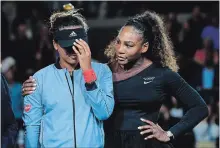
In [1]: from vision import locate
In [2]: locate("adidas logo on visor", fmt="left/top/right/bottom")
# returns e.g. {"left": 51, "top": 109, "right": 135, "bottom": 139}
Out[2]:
{"left": 69, "top": 31, "right": 77, "bottom": 37}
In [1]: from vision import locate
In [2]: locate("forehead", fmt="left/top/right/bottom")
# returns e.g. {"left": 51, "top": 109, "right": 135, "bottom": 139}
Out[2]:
{"left": 118, "top": 26, "right": 142, "bottom": 42}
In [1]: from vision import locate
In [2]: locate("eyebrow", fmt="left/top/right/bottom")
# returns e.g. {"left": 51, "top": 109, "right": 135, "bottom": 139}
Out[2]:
{"left": 116, "top": 37, "right": 134, "bottom": 44}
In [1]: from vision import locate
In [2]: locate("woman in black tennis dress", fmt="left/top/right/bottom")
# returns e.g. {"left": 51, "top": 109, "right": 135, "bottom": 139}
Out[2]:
{"left": 103, "top": 10, "right": 208, "bottom": 148}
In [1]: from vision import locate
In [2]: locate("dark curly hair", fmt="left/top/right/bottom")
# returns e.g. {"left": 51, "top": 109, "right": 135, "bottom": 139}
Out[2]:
{"left": 105, "top": 10, "right": 179, "bottom": 72}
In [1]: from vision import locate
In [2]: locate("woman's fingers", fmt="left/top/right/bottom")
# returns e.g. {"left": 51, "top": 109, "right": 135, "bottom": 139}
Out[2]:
{"left": 23, "top": 87, "right": 35, "bottom": 92}
{"left": 23, "top": 82, "right": 36, "bottom": 88}
{"left": 72, "top": 45, "right": 80, "bottom": 56}
{"left": 75, "top": 39, "right": 87, "bottom": 51}
{"left": 139, "top": 120, "right": 169, "bottom": 142}
{"left": 22, "top": 76, "right": 36, "bottom": 96}
{"left": 145, "top": 134, "right": 154, "bottom": 140}
{"left": 140, "top": 118, "right": 155, "bottom": 126}
{"left": 140, "top": 129, "right": 153, "bottom": 135}
{"left": 22, "top": 91, "right": 34, "bottom": 96}
{"left": 73, "top": 41, "right": 85, "bottom": 54}
{"left": 23, "top": 77, "right": 35, "bottom": 84}
{"left": 79, "top": 39, "right": 91, "bottom": 54}
{"left": 138, "top": 125, "right": 152, "bottom": 130}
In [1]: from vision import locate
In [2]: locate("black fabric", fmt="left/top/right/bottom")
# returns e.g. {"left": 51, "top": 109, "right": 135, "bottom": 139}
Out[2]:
{"left": 104, "top": 63, "right": 208, "bottom": 147}
{"left": 54, "top": 28, "right": 88, "bottom": 47}
{"left": 85, "top": 82, "right": 98, "bottom": 91}
{"left": 105, "top": 130, "right": 174, "bottom": 148}
{"left": 54, "top": 28, "right": 87, "bottom": 40}
{"left": 1, "top": 74, "right": 18, "bottom": 148}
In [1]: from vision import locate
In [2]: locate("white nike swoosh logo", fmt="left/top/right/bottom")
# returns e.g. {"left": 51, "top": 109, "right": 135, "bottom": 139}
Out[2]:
{"left": 144, "top": 81, "right": 153, "bottom": 84}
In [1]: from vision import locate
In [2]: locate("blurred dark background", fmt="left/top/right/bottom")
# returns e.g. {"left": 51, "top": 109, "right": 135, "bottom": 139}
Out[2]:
{"left": 1, "top": 1, "right": 219, "bottom": 148}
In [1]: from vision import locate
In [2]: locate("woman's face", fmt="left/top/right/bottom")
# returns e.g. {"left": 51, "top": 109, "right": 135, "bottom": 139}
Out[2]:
{"left": 115, "top": 26, "right": 148, "bottom": 65}
{"left": 54, "top": 42, "right": 78, "bottom": 65}
{"left": 53, "top": 26, "right": 83, "bottom": 66}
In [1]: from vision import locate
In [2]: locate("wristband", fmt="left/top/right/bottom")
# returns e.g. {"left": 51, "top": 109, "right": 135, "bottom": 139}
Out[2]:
{"left": 83, "top": 69, "right": 97, "bottom": 83}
